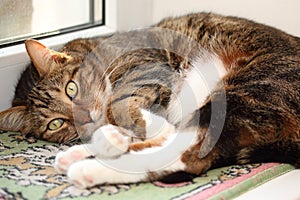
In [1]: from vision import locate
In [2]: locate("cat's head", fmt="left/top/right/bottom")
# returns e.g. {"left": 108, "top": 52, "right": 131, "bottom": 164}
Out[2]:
{"left": 0, "top": 39, "right": 111, "bottom": 143}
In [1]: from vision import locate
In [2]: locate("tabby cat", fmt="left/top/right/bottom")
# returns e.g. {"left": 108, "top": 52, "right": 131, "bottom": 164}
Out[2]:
{"left": 0, "top": 12, "right": 299, "bottom": 188}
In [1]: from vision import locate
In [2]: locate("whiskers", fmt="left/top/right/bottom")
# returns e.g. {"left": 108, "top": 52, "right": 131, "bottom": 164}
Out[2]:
{"left": 61, "top": 134, "right": 81, "bottom": 145}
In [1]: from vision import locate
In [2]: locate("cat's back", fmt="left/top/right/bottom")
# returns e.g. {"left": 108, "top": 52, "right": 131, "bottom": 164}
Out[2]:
{"left": 155, "top": 12, "right": 300, "bottom": 55}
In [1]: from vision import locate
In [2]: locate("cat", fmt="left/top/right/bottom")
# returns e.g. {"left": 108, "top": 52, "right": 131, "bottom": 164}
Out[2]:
{"left": 0, "top": 12, "right": 299, "bottom": 188}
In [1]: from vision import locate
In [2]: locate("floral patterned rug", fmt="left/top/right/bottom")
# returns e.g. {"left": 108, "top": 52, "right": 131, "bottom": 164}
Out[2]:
{"left": 0, "top": 131, "right": 295, "bottom": 200}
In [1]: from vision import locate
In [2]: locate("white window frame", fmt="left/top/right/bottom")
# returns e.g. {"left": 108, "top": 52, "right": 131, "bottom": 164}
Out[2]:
{"left": 0, "top": 0, "right": 154, "bottom": 110}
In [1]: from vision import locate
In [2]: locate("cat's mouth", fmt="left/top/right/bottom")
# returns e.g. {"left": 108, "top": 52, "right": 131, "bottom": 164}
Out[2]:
{"left": 70, "top": 104, "right": 106, "bottom": 142}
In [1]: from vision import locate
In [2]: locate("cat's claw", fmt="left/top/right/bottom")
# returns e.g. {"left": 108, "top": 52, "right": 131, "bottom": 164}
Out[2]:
{"left": 91, "top": 124, "right": 130, "bottom": 158}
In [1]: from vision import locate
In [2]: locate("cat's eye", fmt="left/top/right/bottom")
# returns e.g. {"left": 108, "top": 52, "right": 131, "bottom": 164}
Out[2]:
{"left": 48, "top": 119, "right": 64, "bottom": 131}
{"left": 66, "top": 81, "right": 78, "bottom": 99}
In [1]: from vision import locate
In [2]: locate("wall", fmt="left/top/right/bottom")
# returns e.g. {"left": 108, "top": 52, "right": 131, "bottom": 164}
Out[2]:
{"left": 106, "top": 0, "right": 153, "bottom": 31}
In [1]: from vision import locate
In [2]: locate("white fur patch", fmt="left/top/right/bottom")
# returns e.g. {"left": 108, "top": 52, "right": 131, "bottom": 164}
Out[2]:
{"left": 110, "top": 127, "right": 198, "bottom": 172}
{"left": 140, "top": 108, "right": 175, "bottom": 140}
{"left": 90, "top": 125, "right": 129, "bottom": 158}
{"left": 167, "top": 55, "right": 226, "bottom": 124}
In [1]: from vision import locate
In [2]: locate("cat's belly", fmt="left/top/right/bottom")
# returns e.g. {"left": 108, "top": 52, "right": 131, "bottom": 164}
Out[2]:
{"left": 167, "top": 55, "right": 226, "bottom": 124}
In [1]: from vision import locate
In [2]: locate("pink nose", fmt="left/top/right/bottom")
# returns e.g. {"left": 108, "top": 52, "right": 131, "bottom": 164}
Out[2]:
{"left": 72, "top": 105, "right": 93, "bottom": 125}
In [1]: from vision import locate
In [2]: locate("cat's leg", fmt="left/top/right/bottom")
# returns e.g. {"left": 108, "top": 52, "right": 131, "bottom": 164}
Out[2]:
{"left": 87, "top": 109, "right": 175, "bottom": 156}
{"left": 55, "top": 109, "right": 174, "bottom": 175}
{"left": 90, "top": 124, "right": 130, "bottom": 158}
{"left": 66, "top": 127, "right": 198, "bottom": 188}
{"left": 96, "top": 108, "right": 175, "bottom": 152}
{"left": 54, "top": 125, "right": 130, "bottom": 174}
{"left": 128, "top": 109, "right": 175, "bottom": 151}
{"left": 90, "top": 109, "right": 175, "bottom": 156}
{"left": 67, "top": 157, "right": 185, "bottom": 189}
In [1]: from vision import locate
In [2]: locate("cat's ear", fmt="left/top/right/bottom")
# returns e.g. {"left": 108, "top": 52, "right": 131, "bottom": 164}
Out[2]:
{"left": 0, "top": 106, "right": 31, "bottom": 134}
{"left": 25, "top": 39, "right": 72, "bottom": 77}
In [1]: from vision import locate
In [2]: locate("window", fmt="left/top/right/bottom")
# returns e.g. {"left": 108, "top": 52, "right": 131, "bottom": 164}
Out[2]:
{"left": 0, "top": 0, "right": 104, "bottom": 47}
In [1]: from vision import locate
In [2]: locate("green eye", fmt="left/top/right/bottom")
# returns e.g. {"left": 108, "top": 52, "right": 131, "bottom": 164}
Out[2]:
{"left": 48, "top": 119, "right": 64, "bottom": 131}
{"left": 66, "top": 81, "right": 78, "bottom": 99}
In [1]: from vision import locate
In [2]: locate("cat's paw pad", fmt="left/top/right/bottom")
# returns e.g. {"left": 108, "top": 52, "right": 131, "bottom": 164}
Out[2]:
{"left": 67, "top": 160, "right": 106, "bottom": 189}
{"left": 54, "top": 145, "right": 92, "bottom": 174}
{"left": 92, "top": 124, "right": 129, "bottom": 158}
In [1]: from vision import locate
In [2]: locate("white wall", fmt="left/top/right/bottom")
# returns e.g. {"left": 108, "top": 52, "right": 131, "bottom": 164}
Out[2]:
{"left": 106, "top": 0, "right": 153, "bottom": 31}
{"left": 151, "top": 0, "right": 300, "bottom": 36}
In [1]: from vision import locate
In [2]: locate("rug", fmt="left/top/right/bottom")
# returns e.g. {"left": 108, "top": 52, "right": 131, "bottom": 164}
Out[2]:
{"left": 0, "top": 131, "right": 295, "bottom": 200}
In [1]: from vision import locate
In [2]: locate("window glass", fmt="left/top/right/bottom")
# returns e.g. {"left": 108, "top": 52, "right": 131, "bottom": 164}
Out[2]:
{"left": 0, "top": 0, "right": 104, "bottom": 47}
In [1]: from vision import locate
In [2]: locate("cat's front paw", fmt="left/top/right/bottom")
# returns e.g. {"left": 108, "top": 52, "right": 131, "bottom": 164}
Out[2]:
{"left": 54, "top": 145, "right": 93, "bottom": 174}
{"left": 67, "top": 158, "right": 146, "bottom": 188}
{"left": 67, "top": 159, "right": 105, "bottom": 188}
{"left": 91, "top": 124, "right": 129, "bottom": 158}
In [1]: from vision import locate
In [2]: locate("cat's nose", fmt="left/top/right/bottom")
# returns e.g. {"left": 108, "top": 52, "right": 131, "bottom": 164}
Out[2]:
{"left": 72, "top": 105, "right": 93, "bottom": 125}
